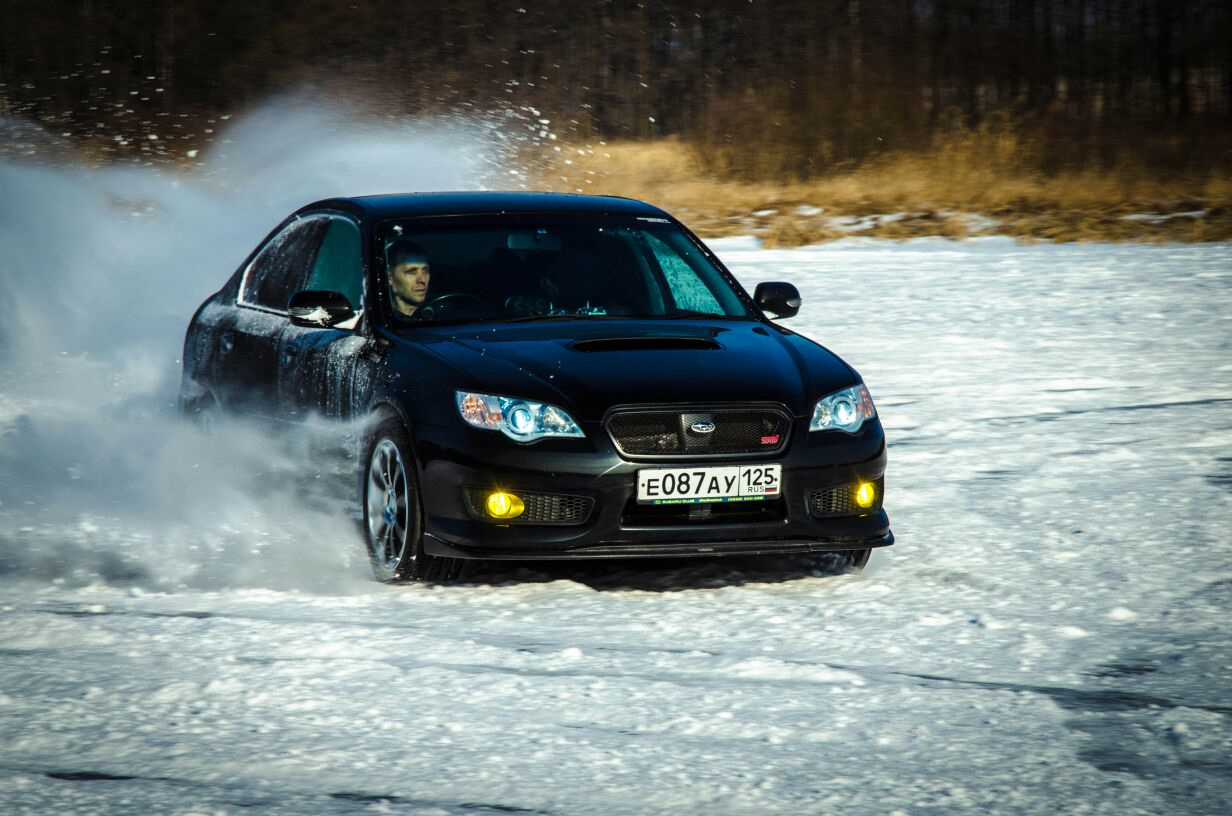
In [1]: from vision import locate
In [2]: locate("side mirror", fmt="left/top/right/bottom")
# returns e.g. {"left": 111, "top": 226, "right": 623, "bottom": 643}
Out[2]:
{"left": 753, "top": 282, "right": 801, "bottom": 319}
{"left": 288, "top": 290, "right": 356, "bottom": 328}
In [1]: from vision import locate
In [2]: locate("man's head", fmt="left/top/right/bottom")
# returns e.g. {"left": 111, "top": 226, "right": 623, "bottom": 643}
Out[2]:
{"left": 386, "top": 239, "right": 431, "bottom": 316}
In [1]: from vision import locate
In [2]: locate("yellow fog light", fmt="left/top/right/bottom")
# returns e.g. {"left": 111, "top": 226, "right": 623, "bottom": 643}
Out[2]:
{"left": 854, "top": 481, "right": 877, "bottom": 509}
{"left": 486, "top": 491, "right": 525, "bottom": 520}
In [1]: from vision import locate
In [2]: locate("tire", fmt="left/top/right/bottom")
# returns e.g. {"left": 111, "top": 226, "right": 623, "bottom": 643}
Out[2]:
{"left": 361, "top": 417, "right": 462, "bottom": 582}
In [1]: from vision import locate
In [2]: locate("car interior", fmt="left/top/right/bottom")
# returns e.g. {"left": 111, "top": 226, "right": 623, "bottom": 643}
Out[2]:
{"left": 387, "top": 226, "right": 672, "bottom": 322}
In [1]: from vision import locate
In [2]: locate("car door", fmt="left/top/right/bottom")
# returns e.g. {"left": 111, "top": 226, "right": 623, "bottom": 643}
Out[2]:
{"left": 217, "top": 214, "right": 330, "bottom": 418}
{"left": 278, "top": 214, "right": 379, "bottom": 422}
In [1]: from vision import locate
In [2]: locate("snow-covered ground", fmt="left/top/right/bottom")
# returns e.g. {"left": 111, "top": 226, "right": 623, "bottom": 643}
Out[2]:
{"left": 1, "top": 108, "right": 1231, "bottom": 814}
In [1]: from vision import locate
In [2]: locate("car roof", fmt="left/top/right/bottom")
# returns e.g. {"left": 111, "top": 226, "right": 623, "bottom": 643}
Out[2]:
{"left": 297, "top": 191, "right": 672, "bottom": 221}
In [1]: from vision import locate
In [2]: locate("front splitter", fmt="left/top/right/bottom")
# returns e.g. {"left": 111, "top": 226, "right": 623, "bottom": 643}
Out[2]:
{"left": 424, "top": 530, "right": 893, "bottom": 560}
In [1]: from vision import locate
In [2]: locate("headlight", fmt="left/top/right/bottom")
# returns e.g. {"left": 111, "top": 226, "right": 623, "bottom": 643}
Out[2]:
{"left": 810, "top": 384, "right": 876, "bottom": 433}
{"left": 456, "top": 391, "right": 585, "bottom": 442}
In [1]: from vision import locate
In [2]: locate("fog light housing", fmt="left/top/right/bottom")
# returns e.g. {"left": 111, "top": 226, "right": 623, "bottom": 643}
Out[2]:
{"left": 854, "top": 481, "right": 877, "bottom": 509}
{"left": 486, "top": 491, "right": 525, "bottom": 519}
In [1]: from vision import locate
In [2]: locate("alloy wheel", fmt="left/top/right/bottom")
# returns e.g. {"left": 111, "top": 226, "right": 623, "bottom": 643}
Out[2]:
{"left": 366, "top": 438, "right": 411, "bottom": 571}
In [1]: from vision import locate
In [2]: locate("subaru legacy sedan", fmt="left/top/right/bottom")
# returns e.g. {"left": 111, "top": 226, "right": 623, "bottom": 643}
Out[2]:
{"left": 180, "top": 192, "right": 891, "bottom": 581}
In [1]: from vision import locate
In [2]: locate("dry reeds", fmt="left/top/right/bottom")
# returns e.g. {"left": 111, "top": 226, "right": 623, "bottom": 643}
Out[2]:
{"left": 519, "top": 125, "right": 1231, "bottom": 245}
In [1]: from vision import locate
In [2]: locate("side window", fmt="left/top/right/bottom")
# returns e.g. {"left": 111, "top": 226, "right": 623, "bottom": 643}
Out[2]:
{"left": 306, "top": 217, "right": 364, "bottom": 310}
{"left": 240, "top": 216, "right": 329, "bottom": 311}
{"left": 643, "top": 232, "right": 723, "bottom": 314}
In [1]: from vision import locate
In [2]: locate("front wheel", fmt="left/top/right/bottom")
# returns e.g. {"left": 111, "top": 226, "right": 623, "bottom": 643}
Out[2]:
{"left": 362, "top": 419, "right": 461, "bottom": 582}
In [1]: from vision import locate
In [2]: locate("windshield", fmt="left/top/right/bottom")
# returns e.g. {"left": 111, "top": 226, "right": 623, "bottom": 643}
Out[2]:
{"left": 378, "top": 214, "right": 751, "bottom": 324}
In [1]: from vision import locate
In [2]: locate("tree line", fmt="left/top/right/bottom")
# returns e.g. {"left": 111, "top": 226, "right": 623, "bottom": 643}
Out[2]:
{"left": 2, "top": 0, "right": 1228, "bottom": 177}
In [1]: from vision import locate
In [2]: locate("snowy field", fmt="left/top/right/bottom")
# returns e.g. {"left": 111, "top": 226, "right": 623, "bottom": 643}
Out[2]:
{"left": 1, "top": 110, "right": 1231, "bottom": 814}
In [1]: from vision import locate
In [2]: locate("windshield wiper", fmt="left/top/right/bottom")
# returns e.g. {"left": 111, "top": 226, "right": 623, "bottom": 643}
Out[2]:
{"left": 660, "top": 310, "right": 741, "bottom": 320}
{"left": 469, "top": 311, "right": 742, "bottom": 325}
{"left": 502, "top": 313, "right": 628, "bottom": 323}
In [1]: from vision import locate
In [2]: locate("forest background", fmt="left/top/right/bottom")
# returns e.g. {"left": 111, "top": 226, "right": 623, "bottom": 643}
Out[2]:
{"left": 3, "top": 0, "right": 1229, "bottom": 243}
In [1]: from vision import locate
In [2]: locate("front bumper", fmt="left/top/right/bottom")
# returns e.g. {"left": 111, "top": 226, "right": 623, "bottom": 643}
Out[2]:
{"left": 415, "top": 415, "right": 892, "bottom": 561}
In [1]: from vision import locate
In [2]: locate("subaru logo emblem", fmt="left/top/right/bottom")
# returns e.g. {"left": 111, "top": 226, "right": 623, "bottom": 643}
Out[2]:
{"left": 690, "top": 421, "right": 716, "bottom": 434}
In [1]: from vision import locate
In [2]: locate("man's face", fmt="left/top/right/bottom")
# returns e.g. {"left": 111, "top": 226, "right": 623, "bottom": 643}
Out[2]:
{"left": 390, "top": 260, "right": 430, "bottom": 314}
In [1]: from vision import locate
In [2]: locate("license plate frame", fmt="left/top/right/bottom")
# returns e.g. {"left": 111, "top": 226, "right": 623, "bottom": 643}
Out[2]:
{"left": 636, "top": 465, "right": 782, "bottom": 505}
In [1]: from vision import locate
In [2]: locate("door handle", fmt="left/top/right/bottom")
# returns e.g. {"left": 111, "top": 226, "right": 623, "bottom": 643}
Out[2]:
{"left": 220, "top": 332, "right": 234, "bottom": 352}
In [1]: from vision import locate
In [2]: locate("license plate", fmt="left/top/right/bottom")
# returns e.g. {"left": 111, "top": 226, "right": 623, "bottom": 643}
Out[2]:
{"left": 637, "top": 465, "right": 782, "bottom": 505}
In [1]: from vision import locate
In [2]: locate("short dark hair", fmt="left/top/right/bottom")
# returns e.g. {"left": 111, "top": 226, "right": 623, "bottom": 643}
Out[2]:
{"left": 386, "top": 238, "right": 429, "bottom": 268}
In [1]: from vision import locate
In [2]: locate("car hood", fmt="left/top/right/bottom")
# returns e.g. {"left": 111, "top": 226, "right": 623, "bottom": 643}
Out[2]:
{"left": 405, "top": 320, "right": 857, "bottom": 421}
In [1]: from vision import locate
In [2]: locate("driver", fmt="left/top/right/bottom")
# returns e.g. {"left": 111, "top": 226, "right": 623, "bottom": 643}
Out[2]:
{"left": 386, "top": 239, "right": 431, "bottom": 317}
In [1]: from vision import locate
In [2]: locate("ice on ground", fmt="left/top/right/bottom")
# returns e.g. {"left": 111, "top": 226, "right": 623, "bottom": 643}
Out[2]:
{"left": 1121, "top": 210, "right": 1208, "bottom": 223}
{"left": 0, "top": 104, "right": 1230, "bottom": 815}
{"left": 828, "top": 212, "right": 917, "bottom": 231}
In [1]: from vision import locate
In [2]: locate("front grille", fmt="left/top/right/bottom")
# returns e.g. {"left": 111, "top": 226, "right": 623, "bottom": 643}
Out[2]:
{"left": 622, "top": 497, "right": 787, "bottom": 527}
{"left": 607, "top": 408, "right": 791, "bottom": 457}
{"left": 809, "top": 476, "right": 885, "bottom": 517}
{"left": 463, "top": 487, "right": 594, "bottom": 525}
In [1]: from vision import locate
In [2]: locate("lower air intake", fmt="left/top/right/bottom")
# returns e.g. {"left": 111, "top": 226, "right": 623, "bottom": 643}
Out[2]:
{"left": 809, "top": 476, "right": 885, "bottom": 517}
{"left": 463, "top": 487, "right": 594, "bottom": 525}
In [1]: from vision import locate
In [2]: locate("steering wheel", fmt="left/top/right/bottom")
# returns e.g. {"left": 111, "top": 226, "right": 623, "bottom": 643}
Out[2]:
{"left": 414, "top": 292, "right": 488, "bottom": 320}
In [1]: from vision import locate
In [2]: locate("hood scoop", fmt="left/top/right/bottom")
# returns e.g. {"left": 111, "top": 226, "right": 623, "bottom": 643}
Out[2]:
{"left": 570, "top": 336, "right": 721, "bottom": 353}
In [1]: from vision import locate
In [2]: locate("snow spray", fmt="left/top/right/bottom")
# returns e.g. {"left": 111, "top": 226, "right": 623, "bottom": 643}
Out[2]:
{"left": 0, "top": 100, "right": 494, "bottom": 592}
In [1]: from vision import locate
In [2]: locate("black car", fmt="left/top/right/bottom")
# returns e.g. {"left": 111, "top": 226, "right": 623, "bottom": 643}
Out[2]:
{"left": 180, "top": 192, "right": 892, "bottom": 581}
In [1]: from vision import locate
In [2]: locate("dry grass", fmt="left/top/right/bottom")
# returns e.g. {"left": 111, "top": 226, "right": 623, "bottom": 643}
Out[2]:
{"left": 521, "top": 135, "right": 1231, "bottom": 245}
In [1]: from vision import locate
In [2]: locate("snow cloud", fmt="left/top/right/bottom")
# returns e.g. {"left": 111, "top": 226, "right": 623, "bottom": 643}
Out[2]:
{"left": 0, "top": 100, "right": 495, "bottom": 592}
